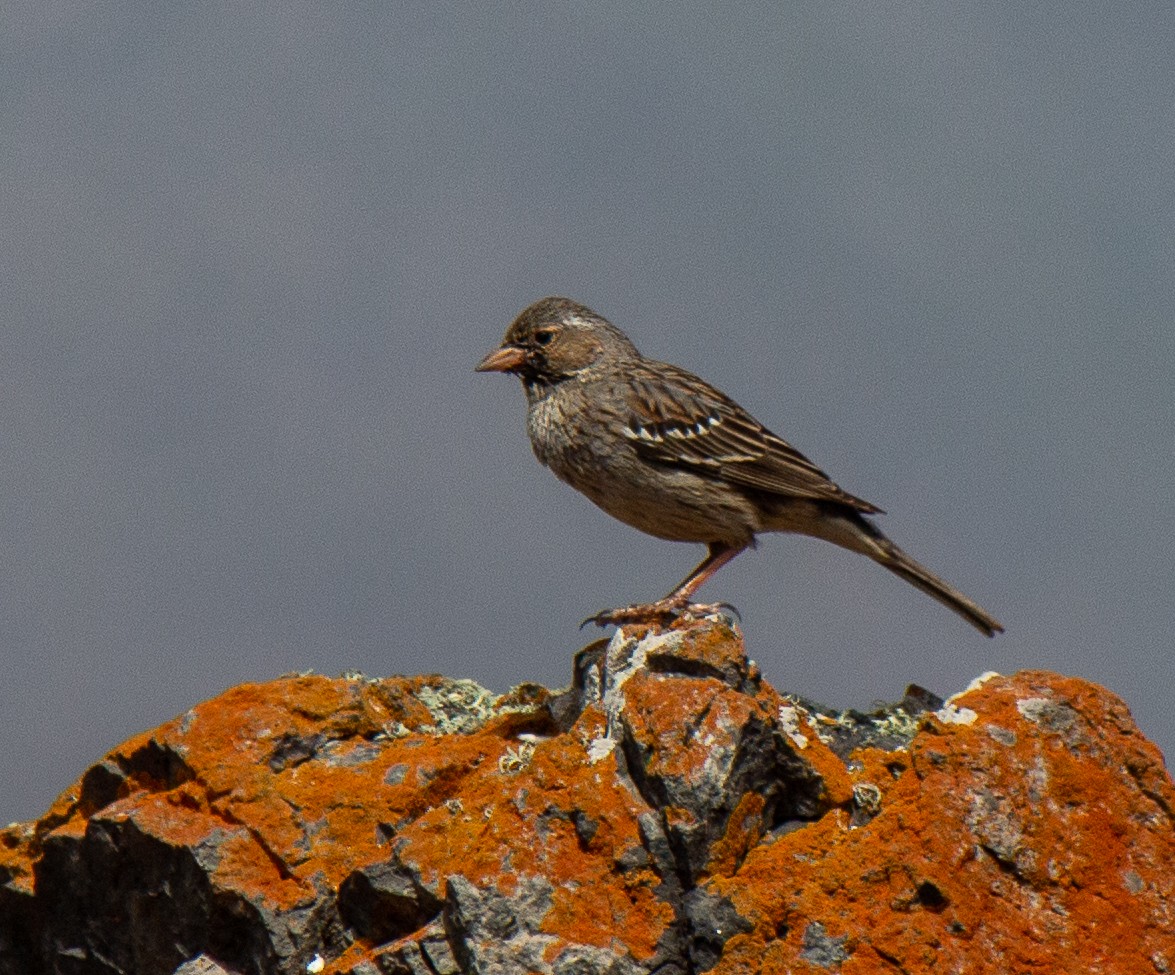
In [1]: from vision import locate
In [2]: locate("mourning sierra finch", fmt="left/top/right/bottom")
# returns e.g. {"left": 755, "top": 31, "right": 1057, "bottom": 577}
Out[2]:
{"left": 477, "top": 296, "right": 1003, "bottom": 636}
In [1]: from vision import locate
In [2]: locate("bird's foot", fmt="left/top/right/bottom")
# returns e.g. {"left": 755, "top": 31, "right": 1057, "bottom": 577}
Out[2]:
{"left": 581, "top": 597, "right": 740, "bottom": 630}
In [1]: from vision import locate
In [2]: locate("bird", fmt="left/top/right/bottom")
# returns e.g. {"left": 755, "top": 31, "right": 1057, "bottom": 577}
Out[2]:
{"left": 476, "top": 296, "right": 1003, "bottom": 636}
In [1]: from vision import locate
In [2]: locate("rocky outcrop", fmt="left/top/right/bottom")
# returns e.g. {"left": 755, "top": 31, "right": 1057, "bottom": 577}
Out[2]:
{"left": 1, "top": 619, "right": 1172, "bottom": 974}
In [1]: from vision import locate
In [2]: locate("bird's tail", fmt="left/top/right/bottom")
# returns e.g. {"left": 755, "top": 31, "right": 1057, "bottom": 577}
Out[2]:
{"left": 806, "top": 505, "right": 1004, "bottom": 637}
{"left": 874, "top": 537, "right": 1004, "bottom": 637}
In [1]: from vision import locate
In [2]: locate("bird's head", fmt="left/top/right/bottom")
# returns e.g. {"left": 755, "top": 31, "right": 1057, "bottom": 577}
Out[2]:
{"left": 476, "top": 297, "right": 638, "bottom": 387}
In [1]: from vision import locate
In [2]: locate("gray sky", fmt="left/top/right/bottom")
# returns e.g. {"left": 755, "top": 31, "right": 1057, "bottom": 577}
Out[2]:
{"left": 3, "top": 2, "right": 1173, "bottom": 824}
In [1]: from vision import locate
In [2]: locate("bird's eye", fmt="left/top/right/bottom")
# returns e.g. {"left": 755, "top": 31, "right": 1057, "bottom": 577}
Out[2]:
{"left": 533, "top": 328, "right": 557, "bottom": 347}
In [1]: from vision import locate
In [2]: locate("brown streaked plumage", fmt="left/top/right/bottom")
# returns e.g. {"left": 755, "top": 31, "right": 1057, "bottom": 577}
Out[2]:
{"left": 477, "top": 296, "right": 1003, "bottom": 636}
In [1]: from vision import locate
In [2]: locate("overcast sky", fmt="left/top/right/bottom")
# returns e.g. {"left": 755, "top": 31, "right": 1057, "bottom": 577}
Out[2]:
{"left": 2, "top": 2, "right": 1172, "bottom": 824}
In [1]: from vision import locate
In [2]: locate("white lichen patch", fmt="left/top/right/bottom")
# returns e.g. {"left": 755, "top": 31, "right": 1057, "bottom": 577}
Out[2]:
{"left": 1016, "top": 697, "right": 1054, "bottom": 723}
{"left": 947, "top": 671, "right": 1002, "bottom": 704}
{"left": 777, "top": 705, "right": 809, "bottom": 750}
{"left": 498, "top": 742, "right": 536, "bottom": 774}
{"left": 586, "top": 736, "right": 616, "bottom": 764}
{"left": 380, "top": 720, "right": 414, "bottom": 740}
{"left": 595, "top": 628, "right": 684, "bottom": 743}
{"left": 852, "top": 782, "right": 882, "bottom": 818}
{"left": 415, "top": 679, "right": 499, "bottom": 733}
{"left": 804, "top": 711, "right": 843, "bottom": 746}
{"left": 606, "top": 629, "right": 680, "bottom": 692}
{"left": 935, "top": 703, "right": 978, "bottom": 725}
{"left": 871, "top": 710, "right": 921, "bottom": 738}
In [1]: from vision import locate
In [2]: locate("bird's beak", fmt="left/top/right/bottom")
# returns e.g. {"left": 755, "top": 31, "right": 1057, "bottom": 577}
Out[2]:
{"left": 475, "top": 344, "right": 527, "bottom": 373}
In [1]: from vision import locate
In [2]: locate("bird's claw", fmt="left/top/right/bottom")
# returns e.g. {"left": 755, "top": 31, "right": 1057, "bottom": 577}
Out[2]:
{"left": 711, "top": 601, "right": 742, "bottom": 624}
{"left": 579, "top": 604, "right": 676, "bottom": 630}
{"left": 580, "top": 598, "right": 740, "bottom": 630}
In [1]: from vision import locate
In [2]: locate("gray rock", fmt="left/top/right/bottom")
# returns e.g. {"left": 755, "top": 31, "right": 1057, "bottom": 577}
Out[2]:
{"left": 173, "top": 956, "right": 242, "bottom": 975}
{"left": 440, "top": 876, "right": 644, "bottom": 975}
{"left": 337, "top": 855, "right": 443, "bottom": 945}
{"left": 443, "top": 875, "right": 559, "bottom": 974}
{"left": 550, "top": 944, "right": 642, "bottom": 975}
{"left": 33, "top": 809, "right": 345, "bottom": 975}
{"left": 681, "top": 888, "right": 753, "bottom": 972}
{"left": 353, "top": 922, "right": 459, "bottom": 975}
{"left": 799, "top": 922, "right": 851, "bottom": 968}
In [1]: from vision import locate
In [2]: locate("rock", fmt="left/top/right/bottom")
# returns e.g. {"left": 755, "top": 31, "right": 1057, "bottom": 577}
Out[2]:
{"left": 708, "top": 669, "right": 1175, "bottom": 973}
{"left": 337, "top": 856, "right": 443, "bottom": 945}
{"left": 173, "top": 956, "right": 244, "bottom": 975}
{"left": 600, "top": 627, "right": 828, "bottom": 888}
{"left": 0, "top": 621, "right": 1171, "bottom": 975}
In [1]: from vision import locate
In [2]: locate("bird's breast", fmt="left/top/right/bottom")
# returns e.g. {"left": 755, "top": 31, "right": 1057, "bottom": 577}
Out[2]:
{"left": 526, "top": 389, "right": 596, "bottom": 476}
{"left": 524, "top": 386, "right": 758, "bottom": 546}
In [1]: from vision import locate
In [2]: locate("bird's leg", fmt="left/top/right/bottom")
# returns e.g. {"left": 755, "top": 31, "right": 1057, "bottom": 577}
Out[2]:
{"left": 664, "top": 542, "right": 745, "bottom": 604}
{"left": 584, "top": 543, "right": 747, "bottom": 628}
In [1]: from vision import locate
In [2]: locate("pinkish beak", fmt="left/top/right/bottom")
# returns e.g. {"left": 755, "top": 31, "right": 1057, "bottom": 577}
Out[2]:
{"left": 475, "top": 344, "right": 527, "bottom": 373}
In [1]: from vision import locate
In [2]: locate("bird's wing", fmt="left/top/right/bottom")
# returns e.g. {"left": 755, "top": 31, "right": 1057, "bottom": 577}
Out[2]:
{"left": 620, "top": 363, "right": 882, "bottom": 513}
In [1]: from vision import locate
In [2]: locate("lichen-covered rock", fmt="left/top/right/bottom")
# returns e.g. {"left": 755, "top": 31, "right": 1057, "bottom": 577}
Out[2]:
{"left": 0, "top": 621, "right": 1171, "bottom": 975}
{"left": 707, "top": 671, "right": 1175, "bottom": 974}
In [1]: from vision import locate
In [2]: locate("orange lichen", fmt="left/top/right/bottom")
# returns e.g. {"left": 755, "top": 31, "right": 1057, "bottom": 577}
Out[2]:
{"left": 5, "top": 626, "right": 1172, "bottom": 975}
{"left": 707, "top": 672, "right": 1175, "bottom": 973}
